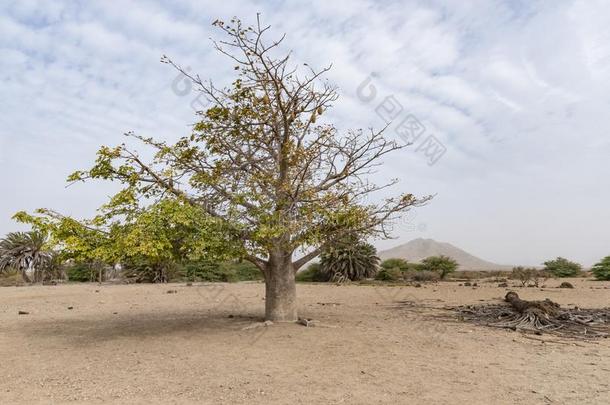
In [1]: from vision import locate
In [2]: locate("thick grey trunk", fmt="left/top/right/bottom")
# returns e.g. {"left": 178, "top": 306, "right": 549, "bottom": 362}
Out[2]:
{"left": 264, "top": 256, "right": 297, "bottom": 322}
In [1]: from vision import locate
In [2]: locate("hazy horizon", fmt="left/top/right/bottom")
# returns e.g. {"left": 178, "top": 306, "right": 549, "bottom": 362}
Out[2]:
{"left": 1, "top": 1, "right": 609, "bottom": 267}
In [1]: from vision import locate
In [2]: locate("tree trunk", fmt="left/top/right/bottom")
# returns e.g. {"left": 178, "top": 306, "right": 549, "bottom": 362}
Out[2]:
{"left": 20, "top": 269, "right": 31, "bottom": 283}
{"left": 264, "top": 254, "right": 297, "bottom": 322}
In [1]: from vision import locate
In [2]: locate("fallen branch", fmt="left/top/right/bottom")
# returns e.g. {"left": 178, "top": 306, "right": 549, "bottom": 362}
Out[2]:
{"left": 454, "top": 292, "right": 610, "bottom": 339}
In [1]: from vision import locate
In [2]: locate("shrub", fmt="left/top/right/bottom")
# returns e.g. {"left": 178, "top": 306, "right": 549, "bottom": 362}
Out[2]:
{"left": 543, "top": 257, "right": 582, "bottom": 278}
{"left": 182, "top": 260, "right": 263, "bottom": 282}
{"left": 319, "top": 237, "right": 379, "bottom": 281}
{"left": 411, "top": 270, "right": 440, "bottom": 282}
{"left": 406, "top": 262, "right": 425, "bottom": 272}
{"left": 67, "top": 263, "right": 97, "bottom": 282}
{"left": 225, "top": 261, "right": 263, "bottom": 281}
{"left": 591, "top": 256, "right": 610, "bottom": 280}
{"left": 0, "top": 269, "right": 26, "bottom": 286}
{"left": 420, "top": 255, "right": 458, "bottom": 279}
{"left": 380, "top": 258, "right": 409, "bottom": 272}
{"left": 123, "top": 261, "right": 181, "bottom": 283}
{"left": 296, "top": 263, "right": 328, "bottom": 282}
{"left": 375, "top": 267, "right": 403, "bottom": 282}
{"left": 182, "top": 261, "right": 232, "bottom": 282}
{"left": 511, "top": 266, "right": 536, "bottom": 287}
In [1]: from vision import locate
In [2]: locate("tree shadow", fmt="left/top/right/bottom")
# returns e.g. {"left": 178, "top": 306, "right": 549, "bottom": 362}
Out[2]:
{"left": 15, "top": 309, "right": 266, "bottom": 346}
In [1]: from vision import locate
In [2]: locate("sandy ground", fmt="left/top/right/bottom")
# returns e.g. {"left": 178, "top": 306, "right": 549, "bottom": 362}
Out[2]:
{"left": 1, "top": 277, "right": 609, "bottom": 404}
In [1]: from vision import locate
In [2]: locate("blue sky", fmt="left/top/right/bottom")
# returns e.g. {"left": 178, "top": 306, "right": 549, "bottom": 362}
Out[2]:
{"left": 1, "top": 0, "right": 609, "bottom": 266}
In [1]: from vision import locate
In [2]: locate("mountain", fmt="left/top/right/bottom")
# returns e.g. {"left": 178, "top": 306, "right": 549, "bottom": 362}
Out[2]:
{"left": 378, "top": 238, "right": 513, "bottom": 271}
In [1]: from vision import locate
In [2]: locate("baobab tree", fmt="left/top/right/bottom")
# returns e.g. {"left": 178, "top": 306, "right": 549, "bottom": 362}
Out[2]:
{"left": 67, "top": 16, "right": 431, "bottom": 321}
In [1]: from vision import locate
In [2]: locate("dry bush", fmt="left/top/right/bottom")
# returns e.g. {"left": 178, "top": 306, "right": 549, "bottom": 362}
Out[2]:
{"left": 511, "top": 267, "right": 550, "bottom": 287}
{"left": 411, "top": 270, "right": 440, "bottom": 282}
{"left": 0, "top": 270, "right": 26, "bottom": 287}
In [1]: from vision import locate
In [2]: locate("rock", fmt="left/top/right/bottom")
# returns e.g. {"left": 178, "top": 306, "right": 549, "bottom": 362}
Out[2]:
{"left": 167, "top": 289, "right": 178, "bottom": 294}
{"left": 67, "top": 306, "right": 74, "bottom": 310}
{"left": 297, "top": 318, "right": 315, "bottom": 327}
{"left": 18, "top": 310, "right": 29, "bottom": 315}
{"left": 464, "top": 282, "right": 472, "bottom": 286}
{"left": 498, "top": 282, "right": 508, "bottom": 287}
{"left": 559, "top": 282, "right": 574, "bottom": 289}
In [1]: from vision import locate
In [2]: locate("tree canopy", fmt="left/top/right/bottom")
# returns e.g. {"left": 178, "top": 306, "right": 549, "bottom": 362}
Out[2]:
{"left": 420, "top": 255, "right": 458, "bottom": 280}
{"left": 543, "top": 257, "right": 581, "bottom": 278}
{"left": 16, "top": 16, "right": 430, "bottom": 320}
{"left": 591, "top": 256, "right": 610, "bottom": 281}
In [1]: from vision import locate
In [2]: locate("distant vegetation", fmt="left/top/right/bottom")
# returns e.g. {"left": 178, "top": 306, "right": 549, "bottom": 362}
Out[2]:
{"left": 2, "top": 225, "right": 607, "bottom": 287}
{"left": 592, "top": 256, "right": 610, "bottom": 280}
{"left": 543, "top": 257, "right": 582, "bottom": 278}
{"left": 419, "top": 255, "right": 458, "bottom": 279}
{"left": 295, "top": 263, "right": 327, "bottom": 282}
{"left": 0, "top": 231, "right": 55, "bottom": 283}
{"left": 319, "top": 237, "right": 380, "bottom": 282}
{"left": 510, "top": 266, "right": 550, "bottom": 287}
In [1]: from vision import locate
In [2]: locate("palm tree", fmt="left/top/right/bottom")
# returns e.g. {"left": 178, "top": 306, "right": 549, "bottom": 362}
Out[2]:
{"left": 0, "top": 231, "right": 54, "bottom": 283}
{"left": 319, "top": 237, "right": 380, "bottom": 282}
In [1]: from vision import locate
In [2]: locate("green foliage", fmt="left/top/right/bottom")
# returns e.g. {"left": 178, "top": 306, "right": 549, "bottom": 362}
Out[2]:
{"left": 15, "top": 199, "right": 236, "bottom": 283}
{"left": 182, "top": 260, "right": 227, "bottom": 282}
{"left": 543, "top": 257, "right": 582, "bottom": 278}
{"left": 296, "top": 262, "right": 328, "bottom": 282}
{"left": 380, "top": 258, "right": 409, "bottom": 272}
{"left": 405, "top": 262, "right": 424, "bottom": 272}
{"left": 0, "top": 231, "right": 55, "bottom": 283}
{"left": 375, "top": 267, "right": 403, "bottom": 281}
{"left": 66, "top": 263, "right": 97, "bottom": 282}
{"left": 591, "top": 256, "right": 610, "bottom": 280}
{"left": 319, "top": 237, "right": 379, "bottom": 281}
{"left": 419, "top": 255, "right": 458, "bottom": 279}
{"left": 223, "top": 261, "right": 263, "bottom": 281}
{"left": 182, "top": 260, "right": 263, "bottom": 282}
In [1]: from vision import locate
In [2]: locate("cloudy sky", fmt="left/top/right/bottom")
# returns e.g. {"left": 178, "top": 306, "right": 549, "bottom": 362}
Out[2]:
{"left": 1, "top": 0, "right": 609, "bottom": 267}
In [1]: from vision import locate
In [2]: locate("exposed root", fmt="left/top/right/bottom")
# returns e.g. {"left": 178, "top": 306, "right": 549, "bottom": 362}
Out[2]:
{"left": 454, "top": 292, "right": 610, "bottom": 339}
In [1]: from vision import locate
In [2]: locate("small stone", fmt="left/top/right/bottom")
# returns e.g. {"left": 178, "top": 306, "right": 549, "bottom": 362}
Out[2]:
{"left": 67, "top": 306, "right": 74, "bottom": 310}
{"left": 18, "top": 310, "right": 29, "bottom": 315}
